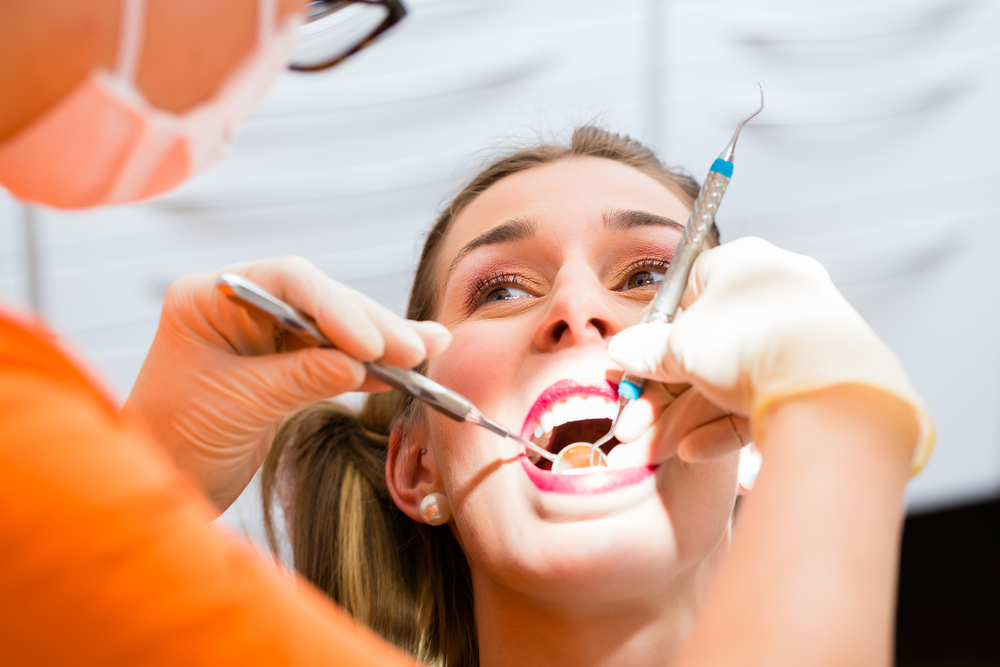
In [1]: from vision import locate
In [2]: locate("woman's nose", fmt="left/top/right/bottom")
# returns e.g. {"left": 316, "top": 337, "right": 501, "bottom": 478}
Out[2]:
{"left": 534, "top": 268, "right": 624, "bottom": 352}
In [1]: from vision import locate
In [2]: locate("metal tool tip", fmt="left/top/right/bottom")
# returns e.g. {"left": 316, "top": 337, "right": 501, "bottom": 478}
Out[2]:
{"left": 719, "top": 84, "right": 765, "bottom": 163}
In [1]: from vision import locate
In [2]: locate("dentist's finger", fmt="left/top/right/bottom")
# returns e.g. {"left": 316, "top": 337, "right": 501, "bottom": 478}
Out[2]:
{"left": 612, "top": 381, "right": 677, "bottom": 443}
{"left": 235, "top": 347, "right": 369, "bottom": 416}
{"left": 240, "top": 257, "right": 434, "bottom": 368}
{"left": 676, "top": 415, "right": 751, "bottom": 463}
{"left": 609, "top": 388, "right": 727, "bottom": 467}
{"left": 355, "top": 321, "right": 452, "bottom": 393}
{"left": 608, "top": 322, "right": 689, "bottom": 385}
{"left": 336, "top": 321, "right": 452, "bottom": 394}
{"left": 409, "top": 320, "right": 452, "bottom": 358}
{"left": 606, "top": 435, "right": 654, "bottom": 468}
{"left": 281, "top": 319, "right": 447, "bottom": 382}
{"left": 351, "top": 292, "right": 430, "bottom": 368}
{"left": 649, "top": 388, "right": 728, "bottom": 463}
{"left": 235, "top": 258, "right": 389, "bottom": 361}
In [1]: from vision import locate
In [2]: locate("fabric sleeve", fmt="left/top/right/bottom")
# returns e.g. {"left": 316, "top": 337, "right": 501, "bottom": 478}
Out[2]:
{"left": 0, "top": 364, "right": 418, "bottom": 667}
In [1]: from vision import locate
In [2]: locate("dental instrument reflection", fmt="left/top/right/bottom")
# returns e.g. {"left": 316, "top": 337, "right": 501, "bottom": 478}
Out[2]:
{"left": 594, "top": 84, "right": 765, "bottom": 461}
{"left": 216, "top": 273, "right": 559, "bottom": 465}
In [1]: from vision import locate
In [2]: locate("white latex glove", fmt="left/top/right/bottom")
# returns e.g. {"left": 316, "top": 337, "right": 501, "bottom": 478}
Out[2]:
{"left": 608, "top": 237, "right": 933, "bottom": 474}
{"left": 123, "top": 257, "right": 450, "bottom": 511}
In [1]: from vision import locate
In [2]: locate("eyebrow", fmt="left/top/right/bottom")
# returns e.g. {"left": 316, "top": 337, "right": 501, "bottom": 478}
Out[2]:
{"left": 446, "top": 216, "right": 538, "bottom": 282}
{"left": 444, "top": 209, "right": 684, "bottom": 283}
{"left": 603, "top": 208, "right": 685, "bottom": 233}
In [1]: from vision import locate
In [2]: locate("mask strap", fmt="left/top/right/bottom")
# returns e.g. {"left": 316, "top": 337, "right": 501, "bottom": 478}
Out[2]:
{"left": 259, "top": 0, "right": 277, "bottom": 44}
{"left": 113, "top": 0, "right": 146, "bottom": 82}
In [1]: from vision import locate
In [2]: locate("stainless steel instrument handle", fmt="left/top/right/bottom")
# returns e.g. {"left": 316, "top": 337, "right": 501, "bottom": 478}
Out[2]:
{"left": 367, "top": 363, "right": 473, "bottom": 421}
{"left": 217, "top": 273, "right": 473, "bottom": 422}
{"left": 647, "top": 170, "right": 731, "bottom": 325}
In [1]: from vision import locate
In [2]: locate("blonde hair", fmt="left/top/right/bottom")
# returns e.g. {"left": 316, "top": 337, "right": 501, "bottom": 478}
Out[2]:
{"left": 261, "top": 126, "right": 705, "bottom": 667}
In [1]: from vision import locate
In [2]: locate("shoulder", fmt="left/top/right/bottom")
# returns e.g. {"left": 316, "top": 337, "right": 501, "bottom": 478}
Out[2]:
{"left": 0, "top": 308, "right": 120, "bottom": 411}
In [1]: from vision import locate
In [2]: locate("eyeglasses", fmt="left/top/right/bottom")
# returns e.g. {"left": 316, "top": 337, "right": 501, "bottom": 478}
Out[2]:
{"left": 288, "top": 0, "right": 407, "bottom": 72}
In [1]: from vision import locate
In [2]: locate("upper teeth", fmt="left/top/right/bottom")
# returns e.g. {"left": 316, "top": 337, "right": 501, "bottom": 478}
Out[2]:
{"left": 532, "top": 396, "right": 618, "bottom": 439}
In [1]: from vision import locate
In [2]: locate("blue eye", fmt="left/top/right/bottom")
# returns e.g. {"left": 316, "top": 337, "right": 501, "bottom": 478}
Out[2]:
{"left": 482, "top": 286, "right": 533, "bottom": 303}
{"left": 624, "top": 269, "right": 664, "bottom": 290}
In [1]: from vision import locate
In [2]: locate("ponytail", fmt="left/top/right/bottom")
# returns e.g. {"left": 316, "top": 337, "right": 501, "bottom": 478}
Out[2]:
{"left": 261, "top": 395, "right": 478, "bottom": 666}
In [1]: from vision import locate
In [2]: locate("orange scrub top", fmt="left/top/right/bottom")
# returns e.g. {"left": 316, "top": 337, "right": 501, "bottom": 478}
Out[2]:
{"left": 0, "top": 309, "right": 417, "bottom": 667}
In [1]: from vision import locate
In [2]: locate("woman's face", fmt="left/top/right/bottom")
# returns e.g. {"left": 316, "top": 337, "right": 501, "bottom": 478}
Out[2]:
{"left": 421, "top": 157, "right": 737, "bottom": 605}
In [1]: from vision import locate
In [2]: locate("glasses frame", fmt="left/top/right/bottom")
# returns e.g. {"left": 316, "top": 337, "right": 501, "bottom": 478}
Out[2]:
{"left": 289, "top": 0, "right": 407, "bottom": 72}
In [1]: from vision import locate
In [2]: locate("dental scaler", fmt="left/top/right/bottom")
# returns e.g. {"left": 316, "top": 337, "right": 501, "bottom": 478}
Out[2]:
{"left": 217, "top": 273, "right": 558, "bottom": 465}
{"left": 589, "top": 84, "right": 765, "bottom": 464}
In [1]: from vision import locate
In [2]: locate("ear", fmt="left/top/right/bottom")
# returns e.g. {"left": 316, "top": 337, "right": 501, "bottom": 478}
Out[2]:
{"left": 386, "top": 419, "right": 444, "bottom": 523}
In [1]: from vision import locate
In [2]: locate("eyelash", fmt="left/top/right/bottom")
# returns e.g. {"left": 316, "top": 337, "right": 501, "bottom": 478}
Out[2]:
{"left": 468, "top": 271, "right": 526, "bottom": 309}
{"left": 619, "top": 257, "right": 670, "bottom": 283}
{"left": 466, "top": 257, "right": 670, "bottom": 312}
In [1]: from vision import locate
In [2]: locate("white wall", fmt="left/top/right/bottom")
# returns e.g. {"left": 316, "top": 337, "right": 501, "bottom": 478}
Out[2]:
{"left": 657, "top": 0, "right": 1000, "bottom": 511}
{"left": 1, "top": 0, "right": 997, "bottom": 534}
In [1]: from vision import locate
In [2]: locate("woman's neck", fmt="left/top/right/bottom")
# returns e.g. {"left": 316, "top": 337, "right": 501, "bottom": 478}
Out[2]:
{"left": 471, "top": 549, "right": 725, "bottom": 667}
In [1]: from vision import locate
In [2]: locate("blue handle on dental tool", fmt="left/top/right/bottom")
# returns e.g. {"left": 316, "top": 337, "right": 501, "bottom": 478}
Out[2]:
{"left": 615, "top": 85, "right": 764, "bottom": 412}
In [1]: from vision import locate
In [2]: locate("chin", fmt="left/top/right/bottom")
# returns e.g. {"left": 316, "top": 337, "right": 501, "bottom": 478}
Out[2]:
{"left": 453, "top": 461, "right": 713, "bottom": 607}
{"left": 431, "top": 379, "right": 740, "bottom": 607}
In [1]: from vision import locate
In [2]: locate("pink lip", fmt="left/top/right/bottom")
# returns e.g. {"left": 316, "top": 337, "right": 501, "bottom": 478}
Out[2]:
{"left": 519, "top": 378, "right": 619, "bottom": 440}
{"left": 521, "top": 456, "right": 656, "bottom": 494}
{"left": 518, "top": 378, "right": 653, "bottom": 494}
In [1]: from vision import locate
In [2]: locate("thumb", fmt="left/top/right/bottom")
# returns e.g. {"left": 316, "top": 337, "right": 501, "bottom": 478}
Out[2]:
{"left": 608, "top": 322, "right": 686, "bottom": 384}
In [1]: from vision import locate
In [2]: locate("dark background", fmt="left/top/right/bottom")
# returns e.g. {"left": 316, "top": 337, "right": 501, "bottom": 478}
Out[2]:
{"left": 896, "top": 497, "right": 1000, "bottom": 666}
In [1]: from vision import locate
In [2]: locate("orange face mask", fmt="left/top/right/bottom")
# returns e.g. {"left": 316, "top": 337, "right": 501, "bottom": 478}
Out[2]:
{"left": 0, "top": 0, "right": 299, "bottom": 210}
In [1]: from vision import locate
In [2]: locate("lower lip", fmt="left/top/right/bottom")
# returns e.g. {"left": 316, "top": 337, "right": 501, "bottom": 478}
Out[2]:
{"left": 520, "top": 456, "right": 656, "bottom": 494}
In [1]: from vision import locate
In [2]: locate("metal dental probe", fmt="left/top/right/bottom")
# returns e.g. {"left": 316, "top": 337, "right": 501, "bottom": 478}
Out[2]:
{"left": 588, "top": 409, "right": 621, "bottom": 466}
{"left": 217, "top": 273, "right": 556, "bottom": 464}
{"left": 590, "top": 84, "right": 765, "bottom": 464}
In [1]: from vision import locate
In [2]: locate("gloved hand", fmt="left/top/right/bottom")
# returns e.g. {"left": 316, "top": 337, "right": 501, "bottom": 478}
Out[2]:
{"left": 123, "top": 257, "right": 450, "bottom": 512}
{"left": 608, "top": 237, "right": 933, "bottom": 474}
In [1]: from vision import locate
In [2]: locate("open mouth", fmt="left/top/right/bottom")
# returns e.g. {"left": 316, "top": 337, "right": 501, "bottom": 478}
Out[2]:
{"left": 521, "top": 380, "right": 621, "bottom": 471}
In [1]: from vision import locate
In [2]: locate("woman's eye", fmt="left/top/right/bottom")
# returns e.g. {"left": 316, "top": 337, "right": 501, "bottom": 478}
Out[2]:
{"left": 481, "top": 285, "right": 533, "bottom": 303}
{"left": 624, "top": 269, "right": 664, "bottom": 290}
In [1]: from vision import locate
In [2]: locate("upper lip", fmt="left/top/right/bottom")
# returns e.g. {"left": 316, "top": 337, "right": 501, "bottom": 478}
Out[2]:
{"left": 520, "top": 378, "right": 619, "bottom": 441}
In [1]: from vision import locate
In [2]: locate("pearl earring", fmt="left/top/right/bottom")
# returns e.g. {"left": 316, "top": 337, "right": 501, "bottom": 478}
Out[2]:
{"left": 419, "top": 492, "right": 451, "bottom": 526}
{"left": 737, "top": 443, "right": 762, "bottom": 493}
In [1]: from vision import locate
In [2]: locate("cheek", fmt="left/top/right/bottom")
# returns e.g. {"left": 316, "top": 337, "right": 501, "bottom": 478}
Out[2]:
{"left": 609, "top": 297, "right": 651, "bottom": 330}
{"left": 658, "top": 453, "right": 739, "bottom": 563}
{"left": 424, "top": 407, "right": 528, "bottom": 570}
{"left": 427, "top": 411, "right": 498, "bottom": 491}
{"left": 428, "top": 317, "right": 530, "bottom": 409}
{"left": 423, "top": 317, "right": 531, "bottom": 503}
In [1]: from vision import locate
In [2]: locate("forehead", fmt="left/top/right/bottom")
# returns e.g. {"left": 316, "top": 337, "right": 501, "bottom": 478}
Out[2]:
{"left": 440, "top": 157, "right": 691, "bottom": 263}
